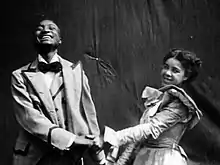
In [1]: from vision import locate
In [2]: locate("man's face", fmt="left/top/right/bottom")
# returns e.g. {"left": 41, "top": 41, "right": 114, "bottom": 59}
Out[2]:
{"left": 35, "top": 20, "right": 61, "bottom": 47}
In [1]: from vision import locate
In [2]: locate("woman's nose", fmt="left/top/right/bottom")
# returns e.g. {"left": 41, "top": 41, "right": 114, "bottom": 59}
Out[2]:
{"left": 164, "top": 69, "right": 172, "bottom": 76}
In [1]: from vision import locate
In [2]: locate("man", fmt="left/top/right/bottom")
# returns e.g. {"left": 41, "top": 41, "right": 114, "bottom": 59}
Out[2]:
{"left": 11, "top": 19, "right": 105, "bottom": 165}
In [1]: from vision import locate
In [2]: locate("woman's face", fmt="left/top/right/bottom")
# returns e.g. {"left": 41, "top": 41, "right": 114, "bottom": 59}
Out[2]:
{"left": 161, "top": 57, "right": 188, "bottom": 86}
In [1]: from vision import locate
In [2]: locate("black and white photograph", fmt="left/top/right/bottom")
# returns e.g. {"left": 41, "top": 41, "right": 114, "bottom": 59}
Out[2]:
{"left": 1, "top": 1, "right": 220, "bottom": 165}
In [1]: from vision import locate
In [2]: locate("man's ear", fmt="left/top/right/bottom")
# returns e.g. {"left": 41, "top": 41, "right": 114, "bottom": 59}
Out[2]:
{"left": 59, "top": 39, "right": 62, "bottom": 45}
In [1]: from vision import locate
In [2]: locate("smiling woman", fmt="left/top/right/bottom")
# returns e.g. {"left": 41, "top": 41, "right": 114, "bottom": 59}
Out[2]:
{"left": 103, "top": 48, "right": 203, "bottom": 165}
{"left": 160, "top": 48, "right": 202, "bottom": 87}
{"left": 161, "top": 57, "right": 187, "bottom": 86}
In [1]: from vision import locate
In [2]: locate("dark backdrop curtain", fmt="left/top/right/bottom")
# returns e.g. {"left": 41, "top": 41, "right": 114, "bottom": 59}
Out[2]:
{"left": 1, "top": 0, "right": 220, "bottom": 165}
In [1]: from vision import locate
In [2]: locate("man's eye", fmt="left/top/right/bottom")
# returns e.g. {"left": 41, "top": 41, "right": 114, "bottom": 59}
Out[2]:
{"left": 36, "top": 27, "right": 43, "bottom": 31}
{"left": 49, "top": 25, "right": 57, "bottom": 30}
{"left": 50, "top": 27, "right": 56, "bottom": 30}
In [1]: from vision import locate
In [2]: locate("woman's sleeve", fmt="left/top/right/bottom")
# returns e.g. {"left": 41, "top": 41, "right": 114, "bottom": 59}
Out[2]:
{"left": 116, "top": 106, "right": 187, "bottom": 146}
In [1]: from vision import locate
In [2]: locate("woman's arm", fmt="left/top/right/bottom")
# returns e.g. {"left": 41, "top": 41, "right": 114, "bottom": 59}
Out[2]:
{"left": 105, "top": 106, "right": 187, "bottom": 147}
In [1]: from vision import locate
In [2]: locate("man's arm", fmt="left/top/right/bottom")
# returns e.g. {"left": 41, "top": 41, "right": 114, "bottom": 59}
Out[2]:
{"left": 81, "top": 71, "right": 100, "bottom": 135}
{"left": 81, "top": 70, "right": 106, "bottom": 164}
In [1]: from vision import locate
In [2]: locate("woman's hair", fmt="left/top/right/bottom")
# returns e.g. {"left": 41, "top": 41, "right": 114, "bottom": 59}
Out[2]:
{"left": 163, "top": 48, "right": 202, "bottom": 83}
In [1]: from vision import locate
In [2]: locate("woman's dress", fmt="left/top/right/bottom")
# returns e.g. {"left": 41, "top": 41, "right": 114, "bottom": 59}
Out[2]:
{"left": 105, "top": 85, "right": 202, "bottom": 165}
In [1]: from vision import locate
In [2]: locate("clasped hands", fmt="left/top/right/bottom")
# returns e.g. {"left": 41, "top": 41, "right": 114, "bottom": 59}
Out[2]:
{"left": 73, "top": 134, "right": 104, "bottom": 153}
{"left": 72, "top": 127, "right": 119, "bottom": 165}
{"left": 72, "top": 135, "right": 105, "bottom": 164}
{"left": 87, "top": 134, "right": 105, "bottom": 153}
{"left": 73, "top": 126, "right": 118, "bottom": 151}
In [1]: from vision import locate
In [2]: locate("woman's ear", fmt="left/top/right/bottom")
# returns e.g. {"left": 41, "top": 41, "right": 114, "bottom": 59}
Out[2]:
{"left": 183, "top": 75, "right": 188, "bottom": 82}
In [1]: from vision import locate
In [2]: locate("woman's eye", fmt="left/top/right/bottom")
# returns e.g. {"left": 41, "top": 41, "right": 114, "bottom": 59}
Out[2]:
{"left": 162, "top": 64, "right": 169, "bottom": 70}
{"left": 172, "top": 68, "right": 180, "bottom": 73}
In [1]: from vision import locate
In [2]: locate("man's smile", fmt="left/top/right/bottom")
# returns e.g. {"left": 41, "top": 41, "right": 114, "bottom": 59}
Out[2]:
{"left": 39, "top": 34, "right": 53, "bottom": 39}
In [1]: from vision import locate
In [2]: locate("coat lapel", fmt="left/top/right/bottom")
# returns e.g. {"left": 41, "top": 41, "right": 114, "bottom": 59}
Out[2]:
{"left": 49, "top": 72, "right": 63, "bottom": 98}
{"left": 61, "top": 59, "right": 89, "bottom": 134}
{"left": 62, "top": 61, "right": 82, "bottom": 103}
{"left": 22, "top": 59, "right": 58, "bottom": 124}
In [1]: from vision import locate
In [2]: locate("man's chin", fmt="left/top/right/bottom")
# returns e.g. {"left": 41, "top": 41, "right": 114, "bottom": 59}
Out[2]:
{"left": 38, "top": 41, "right": 53, "bottom": 45}
{"left": 36, "top": 42, "right": 59, "bottom": 48}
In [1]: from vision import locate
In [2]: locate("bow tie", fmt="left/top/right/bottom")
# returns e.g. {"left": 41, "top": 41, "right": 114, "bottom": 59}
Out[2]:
{"left": 38, "top": 62, "right": 62, "bottom": 73}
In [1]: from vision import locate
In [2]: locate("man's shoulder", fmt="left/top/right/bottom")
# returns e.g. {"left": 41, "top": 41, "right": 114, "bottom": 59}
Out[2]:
{"left": 59, "top": 56, "right": 83, "bottom": 69}
{"left": 12, "top": 62, "right": 32, "bottom": 75}
{"left": 59, "top": 56, "right": 74, "bottom": 66}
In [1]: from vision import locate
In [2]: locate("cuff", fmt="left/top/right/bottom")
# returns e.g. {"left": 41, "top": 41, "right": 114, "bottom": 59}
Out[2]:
{"left": 48, "top": 125, "right": 60, "bottom": 145}
{"left": 66, "top": 135, "right": 76, "bottom": 149}
{"left": 104, "top": 126, "right": 119, "bottom": 147}
{"left": 106, "top": 146, "right": 119, "bottom": 163}
{"left": 92, "top": 150, "right": 106, "bottom": 165}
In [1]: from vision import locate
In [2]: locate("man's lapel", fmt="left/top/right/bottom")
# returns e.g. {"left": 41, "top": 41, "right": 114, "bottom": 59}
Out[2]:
{"left": 60, "top": 58, "right": 82, "bottom": 109}
{"left": 22, "top": 59, "right": 58, "bottom": 124}
{"left": 49, "top": 72, "right": 63, "bottom": 98}
{"left": 61, "top": 58, "right": 86, "bottom": 133}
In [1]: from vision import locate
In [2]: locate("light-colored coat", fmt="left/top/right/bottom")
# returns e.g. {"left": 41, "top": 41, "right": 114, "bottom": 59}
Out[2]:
{"left": 11, "top": 55, "right": 100, "bottom": 165}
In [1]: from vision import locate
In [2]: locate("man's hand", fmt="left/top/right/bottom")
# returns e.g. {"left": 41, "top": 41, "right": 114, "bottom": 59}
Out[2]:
{"left": 91, "top": 135, "right": 104, "bottom": 152}
{"left": 73, "top": 136, "right": 94, "bottom": 147}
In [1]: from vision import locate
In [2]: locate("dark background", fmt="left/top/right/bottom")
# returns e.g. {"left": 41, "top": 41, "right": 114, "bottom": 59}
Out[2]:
{"left": 1, "top": 0, "right": 220, "bottom": 165}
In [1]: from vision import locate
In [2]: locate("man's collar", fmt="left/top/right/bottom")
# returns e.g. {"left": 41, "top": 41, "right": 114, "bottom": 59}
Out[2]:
{"left": 27, "top": 54, "right": 74, "bottom": 72}
{"left": 38, "top": 54, "right": 60, "bottom": 64}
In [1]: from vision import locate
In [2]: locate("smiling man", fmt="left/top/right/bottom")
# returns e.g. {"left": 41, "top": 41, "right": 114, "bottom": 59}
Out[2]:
{"left": 11, "top": 19, "right": 105, "bottom": 165}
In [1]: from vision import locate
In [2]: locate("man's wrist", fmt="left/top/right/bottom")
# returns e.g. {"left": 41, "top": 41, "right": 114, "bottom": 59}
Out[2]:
{"left": 65, "top": 135, "right": 76, "bottom": 150}
{"left": 91, "top": 149, "right": 106, "bottom": 165}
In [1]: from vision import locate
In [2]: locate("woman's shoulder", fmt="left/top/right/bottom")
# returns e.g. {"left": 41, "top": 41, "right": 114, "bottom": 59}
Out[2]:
{"left": 159, "top": 85, "right": 203, "bottom": 129}
{"left": 141, "top": 86, "right": 163, "bottom": 100}
{"left": 160, "top": 85, "right": 198, "bottom": 112}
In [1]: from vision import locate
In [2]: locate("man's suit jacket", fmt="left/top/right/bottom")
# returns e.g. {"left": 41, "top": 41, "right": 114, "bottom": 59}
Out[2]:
{"left": 11, "top": 55, "right": 100, "bottom": 165}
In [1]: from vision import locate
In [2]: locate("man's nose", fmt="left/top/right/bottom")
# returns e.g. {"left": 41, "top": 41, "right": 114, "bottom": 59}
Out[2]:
{"left": 42, "top": 26, "right": 50, "bottom": 32}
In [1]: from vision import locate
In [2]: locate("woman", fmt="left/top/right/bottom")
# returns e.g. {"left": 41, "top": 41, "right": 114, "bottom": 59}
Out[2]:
{"left": 104, "top": 48, "right": 203, "bottom": 165}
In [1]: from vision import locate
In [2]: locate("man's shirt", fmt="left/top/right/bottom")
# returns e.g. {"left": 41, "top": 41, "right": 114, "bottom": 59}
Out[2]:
{"left": 38, "top": 54, "right": 59, "bottom": 88}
